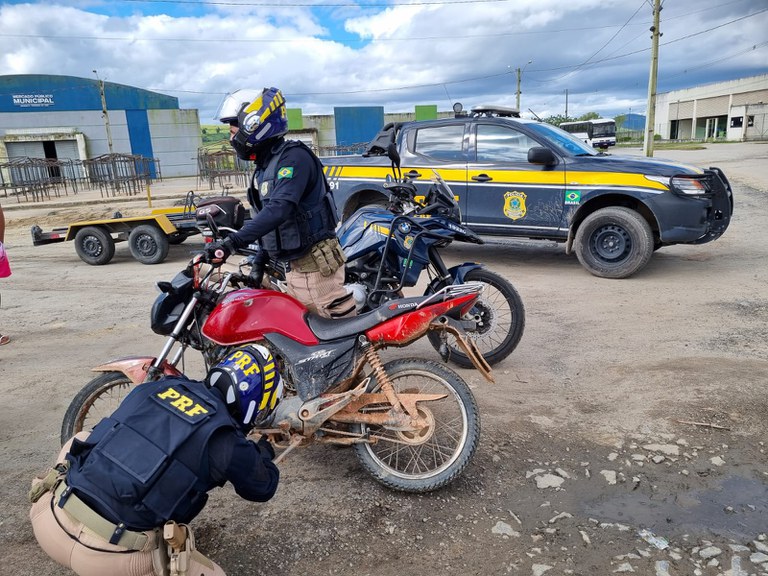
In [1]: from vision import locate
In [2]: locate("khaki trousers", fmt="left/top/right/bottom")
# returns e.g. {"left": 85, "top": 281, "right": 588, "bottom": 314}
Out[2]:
{"left": 29, "top": 437, "right": 226, "bottom": 576}
{"left": 286, "top": 264, "right": 356, "bottom": 318}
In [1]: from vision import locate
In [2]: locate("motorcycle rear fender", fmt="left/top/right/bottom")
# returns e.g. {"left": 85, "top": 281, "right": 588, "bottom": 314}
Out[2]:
{"left": 447, "top": 262, "right": 484, "bottom": 283}
{"left": 365, "top": 292, "right": 477, "bottom": 345}
{"left": 92, "top": 356, "right": 183, "bottom": 384}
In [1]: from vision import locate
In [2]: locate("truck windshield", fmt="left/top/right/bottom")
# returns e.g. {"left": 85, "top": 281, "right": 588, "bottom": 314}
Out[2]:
{"left": 526, "top": 123, "right": 598, "bottom": 156}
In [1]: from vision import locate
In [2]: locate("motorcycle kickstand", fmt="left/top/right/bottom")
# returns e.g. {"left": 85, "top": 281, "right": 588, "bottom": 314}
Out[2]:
{"left": 272, "top": 434, "right": 305, "bottom": 465}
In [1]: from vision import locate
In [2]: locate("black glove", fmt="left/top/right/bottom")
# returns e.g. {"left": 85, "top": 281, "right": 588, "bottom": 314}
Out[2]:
{"left": 247, "top": 249, "right": 269, "bottom": 286}
{"left": 202, "top": 238, "right": 234, "bottom": 264}
{"left": 257, "top": 436, "right": 276, "bottom": 460}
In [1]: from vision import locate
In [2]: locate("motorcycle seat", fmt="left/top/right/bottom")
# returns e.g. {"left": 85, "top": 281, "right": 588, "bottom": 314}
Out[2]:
{"left": 306, "top": 296, "right": 425, "bottom": 341}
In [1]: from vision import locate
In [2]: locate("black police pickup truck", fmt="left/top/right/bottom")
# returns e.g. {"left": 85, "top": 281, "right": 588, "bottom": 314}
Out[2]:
{"left": 321, "top": 105, "right": 733, "bottom": 279}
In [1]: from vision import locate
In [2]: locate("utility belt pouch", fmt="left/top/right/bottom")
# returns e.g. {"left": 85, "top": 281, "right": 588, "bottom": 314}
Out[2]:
{"left": 292, "top": 238, "right": 345, "bottom": 276}
{"left": 164, "top": 521, "right": 189, "bottom": 576}
{"left": 313, "top": 238, "right": 346, "bottom": 277}
{"left": 28, "top": 463, "right": 68, "bottom": 503}
{"left": 164, "top": 522, "right": 213, "bottom": 576}
{"left": 311, "top": 242, "right": 334, "bottom": 277}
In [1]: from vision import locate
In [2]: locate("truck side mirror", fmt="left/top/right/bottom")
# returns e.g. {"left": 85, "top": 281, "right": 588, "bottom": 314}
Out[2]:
{"left": 528, "top": 147, "right": 557, "bottom": 166}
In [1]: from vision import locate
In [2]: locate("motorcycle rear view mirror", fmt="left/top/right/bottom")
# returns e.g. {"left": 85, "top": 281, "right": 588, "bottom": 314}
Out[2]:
{"left": 387, "top": 142, "right": 402, "bottom": 182}
{"left": 387, "top": 142, "right": 400, "bottom": 168}
{"left": 206, "top": 212, "right": 221, "bottom": 239}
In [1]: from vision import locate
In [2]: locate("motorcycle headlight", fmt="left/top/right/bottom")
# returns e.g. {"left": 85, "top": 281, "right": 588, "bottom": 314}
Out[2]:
{"left": 150, "top": 271, "right": 194, "bottom": 335}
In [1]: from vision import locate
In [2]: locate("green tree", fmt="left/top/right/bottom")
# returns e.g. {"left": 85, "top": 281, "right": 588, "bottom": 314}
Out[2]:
{"left": 543, "top": 114, "right": 574, "bottom": 127}
{"left": 544, "top": 112, "right": 603, "bottom": 127}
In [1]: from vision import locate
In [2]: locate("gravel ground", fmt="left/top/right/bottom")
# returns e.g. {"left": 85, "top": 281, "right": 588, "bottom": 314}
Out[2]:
{"left": 1, "top": 142, "right": 767, "bottom": 576}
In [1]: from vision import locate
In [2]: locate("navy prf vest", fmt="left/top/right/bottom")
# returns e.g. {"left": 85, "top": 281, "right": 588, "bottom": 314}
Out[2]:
{"left": 64, "top": 378, "right": 235, "bottom": 530}
{"left": 248, "top": 139, "right": 339, "bottom": 259}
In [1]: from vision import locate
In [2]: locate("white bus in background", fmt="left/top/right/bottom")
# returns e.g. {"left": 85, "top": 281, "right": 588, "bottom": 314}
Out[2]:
{"left": 559, "top": 119, "right": 616, "bottom": 149}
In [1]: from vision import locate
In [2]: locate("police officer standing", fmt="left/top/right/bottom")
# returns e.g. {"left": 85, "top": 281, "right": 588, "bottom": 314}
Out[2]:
{"left": 29, "top": 346, "right": 281, "bottom": 576}
{"left": 204, "top": 87, "right": 356, "bottom": 319}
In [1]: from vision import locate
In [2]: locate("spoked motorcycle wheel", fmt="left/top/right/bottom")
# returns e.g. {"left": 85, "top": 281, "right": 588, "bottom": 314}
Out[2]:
{"left": 60, "top": 372, "right": 133, "bottom": 445}
{"left": 352, "top": 358, "right": 480, "bottom": 493}
{"left": 426, "top": 268, "right": 525, "bottom": 368}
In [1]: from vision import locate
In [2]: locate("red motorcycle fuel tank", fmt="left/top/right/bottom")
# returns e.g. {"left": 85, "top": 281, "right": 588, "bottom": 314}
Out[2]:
{"left": 202, "top": 289, "right": 319, "bottom": 347}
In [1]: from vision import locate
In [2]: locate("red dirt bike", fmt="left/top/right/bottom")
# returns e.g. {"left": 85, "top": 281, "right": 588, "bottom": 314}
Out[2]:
{"left": 61, "top": 245, "right": 494, "bottom": 492}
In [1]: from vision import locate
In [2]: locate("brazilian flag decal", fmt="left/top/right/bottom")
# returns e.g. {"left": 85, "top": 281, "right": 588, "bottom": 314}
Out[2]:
{"left": 564, "top": 190, "right": 581, "bottom": 205}
{"left": 277, "top": 167, "right": 294, "bottom": 179}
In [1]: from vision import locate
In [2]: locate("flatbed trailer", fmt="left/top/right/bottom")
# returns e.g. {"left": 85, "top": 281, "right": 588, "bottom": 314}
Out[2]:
{"left": 31, "top": 192, "right": 211, "bottom": 265}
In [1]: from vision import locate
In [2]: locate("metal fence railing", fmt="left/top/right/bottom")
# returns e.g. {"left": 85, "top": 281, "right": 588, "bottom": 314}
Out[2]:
{"left": 196, "top": 148, "right": 250, "bottom": 191}
{"left": 0, "top": 157, "right": 85, "bottom": 202}
{"left": 0, "top": 153, "right": 162, "bottom": 202}
{"left": 83, "top": 153, "right": 161, "bottom": 198}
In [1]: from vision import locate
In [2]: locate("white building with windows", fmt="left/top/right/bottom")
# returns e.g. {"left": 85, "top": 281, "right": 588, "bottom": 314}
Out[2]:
{"left": 655, "top": 74, "right": 768, "bottom": 141}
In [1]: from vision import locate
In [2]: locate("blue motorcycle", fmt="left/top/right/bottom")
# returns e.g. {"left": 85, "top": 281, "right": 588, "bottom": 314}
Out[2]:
{"left": 337, "top": 147, "right": 525, "bottom": 368}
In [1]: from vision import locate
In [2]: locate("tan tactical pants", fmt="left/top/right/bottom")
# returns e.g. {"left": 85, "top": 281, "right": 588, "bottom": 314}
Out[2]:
{"left": 29, "top": 437, "right": 226, "bottom": 576}
{"left": 286, "top": 264, "right": 356, "bottom": 319}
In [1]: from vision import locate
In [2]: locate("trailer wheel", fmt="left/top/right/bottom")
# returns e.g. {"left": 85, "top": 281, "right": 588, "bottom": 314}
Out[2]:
{"left": 74, "top": 226, "right": 115, "bottom": 266}
{"left": 128, "top": 224, "right": 169, "bottom": 265}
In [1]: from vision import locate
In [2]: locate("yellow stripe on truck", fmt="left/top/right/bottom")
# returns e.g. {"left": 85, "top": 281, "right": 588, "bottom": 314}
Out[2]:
{"left": 325, "top": 165, "right": 668, "bottom": 192}
{"left": 324, "top": 166, "right": 465, "bottom": 182}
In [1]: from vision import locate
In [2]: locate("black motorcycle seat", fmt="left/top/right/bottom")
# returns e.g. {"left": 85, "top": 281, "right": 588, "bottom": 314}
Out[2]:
{"left": 306, "top": 296, "right": 426, "bottom": 341}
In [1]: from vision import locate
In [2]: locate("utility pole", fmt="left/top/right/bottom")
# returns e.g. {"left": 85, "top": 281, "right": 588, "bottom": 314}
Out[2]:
{"left": 514, "top": 60, "right": 532, "bottom": 111}
{"left": 643, "top": 0, "right": 662, "bottom": 157}
{"left": 565, "top": 89, "right": 568, "bottom": 119}
{"left": 93, "top": 70, "right": 114, "bottom": 155}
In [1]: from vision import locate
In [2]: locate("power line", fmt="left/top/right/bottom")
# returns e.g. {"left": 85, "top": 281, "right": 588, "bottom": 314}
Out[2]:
{"left": 115, "top": 0, "right": 516, "bottom": 6}
{"left": 2, "top": 3, "right": 765, "bottom": 103}
{"left": 4, "top": 1, "right": 760, "bottom": 45}
{"left": 662, "top": 42, "right": 768, "bottom": 82}
{"left": 532, "top": 7, "right": 768, "bottom": 73}
{"left": 0, "top": 23, "right": 649, "bottom": 45}
{"left": 552, "top": 1, "right": 646, "bottom": 83}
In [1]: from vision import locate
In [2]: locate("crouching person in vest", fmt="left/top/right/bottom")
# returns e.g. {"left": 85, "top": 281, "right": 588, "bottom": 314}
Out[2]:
{"left": 29, "top": 345, "right": 282, "bottom": 576}
{"left": 204, "top": 86, "right": 356, "bottom": 320}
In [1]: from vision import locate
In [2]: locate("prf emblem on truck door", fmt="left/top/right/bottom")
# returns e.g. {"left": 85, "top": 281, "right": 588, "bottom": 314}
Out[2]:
{"left": 503, "top": 191, "right": 527, "bottom": 221}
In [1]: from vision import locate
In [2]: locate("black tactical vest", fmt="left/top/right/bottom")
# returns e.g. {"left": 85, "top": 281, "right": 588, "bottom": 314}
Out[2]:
{"left": 64, "top": 378, "right": 235, "bottom": 530}
{"left": 248, "top": 139, "right": 339, "bottom": 259}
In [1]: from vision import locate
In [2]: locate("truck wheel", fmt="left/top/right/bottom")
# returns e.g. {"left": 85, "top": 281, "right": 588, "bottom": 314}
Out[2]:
{"left": 128, "top": 224, "right": 169, "bottom": 265}
{"left": 74, "top": 226, "right": 115, "bottom": 266}
{"left": 574, "top": 207, "right": 653, "bottom": 279}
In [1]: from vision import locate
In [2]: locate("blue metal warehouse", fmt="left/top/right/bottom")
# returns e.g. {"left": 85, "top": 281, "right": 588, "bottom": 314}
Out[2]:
{"left": 0, "top": 74, "right": 201, "bottom": 178}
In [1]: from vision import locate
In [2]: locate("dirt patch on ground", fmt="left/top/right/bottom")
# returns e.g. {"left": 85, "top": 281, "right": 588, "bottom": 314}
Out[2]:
{"left": 1, "top": 145, "right": 767, "bottom": 575}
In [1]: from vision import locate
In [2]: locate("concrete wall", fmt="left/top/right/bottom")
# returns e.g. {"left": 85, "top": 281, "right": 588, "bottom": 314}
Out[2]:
{"left": 0, "top": 109, "right": 131, "bottom": 157}
{"left": 0, "top": 108, "right": 201, "bottom": 177}
{"left": 656, "top": 74, "right": 768, "bottom": 141}
{"left": 146, "top": 109, "right": 201, "bottom": 177}
{"left": 728, "top": 103, "right": 768, "bottom": 141}
{"left": 302, "top": 109, "right": 454, "bottom": 155}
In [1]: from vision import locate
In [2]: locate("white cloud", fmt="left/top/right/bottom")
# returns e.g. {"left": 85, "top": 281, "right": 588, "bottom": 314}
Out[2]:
{"left": 0, "top": 1, "right": 765, "bottom": 121}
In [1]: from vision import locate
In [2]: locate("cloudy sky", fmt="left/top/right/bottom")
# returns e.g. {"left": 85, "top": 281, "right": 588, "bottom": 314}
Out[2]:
{"left": 1, "top": 0, "right": 766, "bottom": 121}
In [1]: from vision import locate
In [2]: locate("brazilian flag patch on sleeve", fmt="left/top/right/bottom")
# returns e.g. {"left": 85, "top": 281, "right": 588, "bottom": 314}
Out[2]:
{"left": 277, "top": 167, "right": 294, "bottom": 179}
